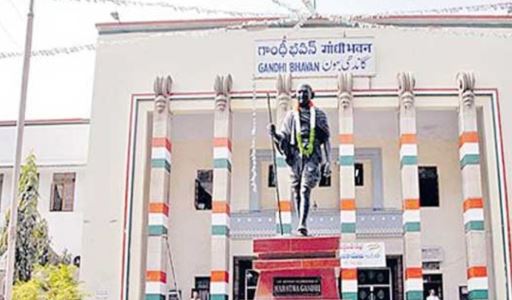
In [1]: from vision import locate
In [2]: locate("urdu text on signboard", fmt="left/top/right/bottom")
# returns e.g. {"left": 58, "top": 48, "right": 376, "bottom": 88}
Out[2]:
{"left": 255, "top": 37, "right": 375, "bottom": 78}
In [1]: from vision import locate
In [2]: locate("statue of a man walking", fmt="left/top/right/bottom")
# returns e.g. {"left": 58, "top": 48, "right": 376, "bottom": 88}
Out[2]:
{"left": 269, "top": 84, "right": 331, "bottom": 236}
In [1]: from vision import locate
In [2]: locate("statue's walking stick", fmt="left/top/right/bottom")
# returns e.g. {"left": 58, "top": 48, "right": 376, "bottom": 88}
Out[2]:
{"left": 267, "top": 93, "right": 284, "bottom": 236}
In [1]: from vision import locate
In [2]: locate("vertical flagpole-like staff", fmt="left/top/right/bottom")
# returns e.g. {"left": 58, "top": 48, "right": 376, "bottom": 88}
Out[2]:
{"left": 267, "top": 93, "right": 284, "bottom": 235}
{"left": 5, "top": 0, "right": 35, "bottom": 298}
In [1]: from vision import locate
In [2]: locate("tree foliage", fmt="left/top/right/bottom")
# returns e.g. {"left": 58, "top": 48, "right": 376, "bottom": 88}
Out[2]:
{"left": 13, "top": 264, "right": 84, "bottom": 300}
{"left": 0, "top": 153, "right": 52, "bottom": 282}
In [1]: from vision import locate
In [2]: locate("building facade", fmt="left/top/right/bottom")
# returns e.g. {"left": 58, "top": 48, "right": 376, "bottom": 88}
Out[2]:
{"left": 82, "top": 16, "right": 512, "bottom": 300}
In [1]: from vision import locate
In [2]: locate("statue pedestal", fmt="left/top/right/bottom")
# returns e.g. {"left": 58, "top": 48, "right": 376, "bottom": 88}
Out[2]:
{"left": 252, "top": 236, "right": 341, "bottom": 300}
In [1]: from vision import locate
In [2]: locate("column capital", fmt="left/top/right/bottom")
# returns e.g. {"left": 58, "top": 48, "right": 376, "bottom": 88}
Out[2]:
{"left": 397, "top": 72, "right": 415, "bottom": 110}
{"left": 275, "top": 73, "right": 292, "bottom": 111}
{"left": 457, "top": 72, "right": 476, "bottom": 109}
{"left": 214, "top": 74, "right": 233, "bottom": 112}
{"left": 337, "top": 72, "right": 353, "bottom": 109}
{"left": 153, "top": 75, "right": 172, "bottom": 113}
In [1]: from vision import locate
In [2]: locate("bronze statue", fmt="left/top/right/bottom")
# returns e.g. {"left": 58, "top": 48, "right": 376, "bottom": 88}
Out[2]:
{"left": 269, "top": 84, "right": 331, "bottom": 236}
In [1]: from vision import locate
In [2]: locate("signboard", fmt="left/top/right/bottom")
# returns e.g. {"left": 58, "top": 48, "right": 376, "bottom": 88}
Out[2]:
{"left": 273, "top": 277, "right": 322, "bottom": 297}
{"left": 255, "top": 37, "right": 375, "bottom": 78}
{"left": 340, "top": 242, "right": 386, "bottom": 268}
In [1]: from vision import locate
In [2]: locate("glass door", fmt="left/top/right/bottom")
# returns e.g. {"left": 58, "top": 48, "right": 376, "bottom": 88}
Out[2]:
{"left": 358, "top": 268, "right": 393, "bottom": 300}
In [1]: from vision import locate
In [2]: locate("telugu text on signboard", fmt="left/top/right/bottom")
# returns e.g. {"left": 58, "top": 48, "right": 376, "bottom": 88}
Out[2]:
{"left": 255, "top": 37, "right": 375, "bottom": 78}
{"left": 340, "top": 242, "right": 386, "bottom": 268}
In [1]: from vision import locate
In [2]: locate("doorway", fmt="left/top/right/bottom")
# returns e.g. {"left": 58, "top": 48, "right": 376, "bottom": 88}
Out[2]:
{"left": 358, "top": 268, "right": 393, "bottom": 300}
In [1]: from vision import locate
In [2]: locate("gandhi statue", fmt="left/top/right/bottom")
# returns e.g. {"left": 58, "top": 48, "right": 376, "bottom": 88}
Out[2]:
{"left": 269, "top": 84, "right": 331, "bottom": 236}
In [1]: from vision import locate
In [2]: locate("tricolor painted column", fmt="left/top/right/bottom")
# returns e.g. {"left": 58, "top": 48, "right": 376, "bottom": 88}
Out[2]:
{"left": 274, "top": 73, "right": 293, "bottom": 235}
{"left": 397, "top": 72, "right": 423, "bottom": 300}
{"left": 457, "top": 72, "right": 489, "bottom": 300}
{"left": 337, "top": 73, "right": 358, "bottom": 300}
{"left": 144, "top": 76, "right": 173, "bottom": 300}
{"left": 210, "top": 74, "right": 233, "bottom": 300}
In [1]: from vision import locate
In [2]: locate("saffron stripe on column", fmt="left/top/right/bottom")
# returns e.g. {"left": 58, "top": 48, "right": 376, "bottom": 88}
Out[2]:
{"left": 213, "top": 201, "right": 230, "bottom": 214}
{"left": 405, "top": 267, "right": 422, "bottom": 279}
{"left": 404, "top": 198, "right": 420, "bottom": 210}
{"left": 340, "top": 199, "right": 355, "bottom": 210}
{"left": 400, "top": 133, "right": 417, "bottom": 145}
{"left": 146, "top": 271, "right": 167, "bottom": 282}
{"left": 459, "top": 131, "right": 479, "bottom": 147}
{"left": 467, "top": 266, "right": 487, "bottom": 278}
{"left": 149, "top": 203, "right": 169, "bottom": 215}
{"left": 213, "top": 137, "right": 232, "bottom": 150}
{"left": 152, "top": 137, "right": 172, "bottom": 152}
{"left": 338, "top": 133, "right": 353, "bottom": 144}
{"left": 463, "top": 198, "right": 483, "bottom": 211}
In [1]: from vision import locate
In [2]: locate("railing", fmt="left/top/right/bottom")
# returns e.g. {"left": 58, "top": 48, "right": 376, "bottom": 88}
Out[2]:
{"left": 231, "top": 208, "right": 403, "bottom": 239}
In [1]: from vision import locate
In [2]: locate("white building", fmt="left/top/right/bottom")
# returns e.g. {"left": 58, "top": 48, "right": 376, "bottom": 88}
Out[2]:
{"left": 0, "top": 118, "right": 89, "bottom": 259}
{"left": 76, "top": 15, "right": 512, "bottom": 300}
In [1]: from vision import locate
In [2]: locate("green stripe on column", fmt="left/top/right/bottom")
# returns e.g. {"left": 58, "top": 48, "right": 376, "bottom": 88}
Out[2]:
{"left": 400, "top": 155, "right": 418, "bottom": 167}
{"left": 405, "top": 291, "right": 423, "bottom": 300}
{"left": 212, "top": 225, "right": 230, "bottom": 236}
{"left": 276, "top": 156, "right": 287, "bottom": 168}
{"left": 404, "top": 222, "right": 421, "bottom": 232}
{"left": 341, "top": 223, "right": 356, "bottom": 233}
{"left": 465, "top": 220, "right": 485, "bottom": 232}
{"left": 213, "top": 158, "right": 232, "bottom": 172}
{"left": 468, "top": 289, "right": 489, "bottom": 299}
{"left": 210, "top": 295, "right": 229, "bottom": 300}
{"left": 460, "top": 154, "right": 480, "bottom": 168}
{"left": 151, "top": 159, "right": 171, "bottom": 173}
{"left": 276, "top": 223, "right": 292, "bottom": 234}
{"left": 338, "top": 155, "right": 354, "bottom": 166}
{"left": 148, "top": 225, "right": 167, "bottom": 236}
{"left": 145, "top": 295, "right": 166, "bottom": 300}
{"left": 341, "top": 292, "right": 358, "bottom": 300}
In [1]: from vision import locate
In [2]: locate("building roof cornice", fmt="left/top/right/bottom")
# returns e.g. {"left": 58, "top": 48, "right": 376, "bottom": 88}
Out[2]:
{"left": 96, "top": 15, "right": 512, "bottom": 35}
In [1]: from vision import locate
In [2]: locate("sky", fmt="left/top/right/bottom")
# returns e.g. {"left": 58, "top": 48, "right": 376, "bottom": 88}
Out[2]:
{"left": 0, "top": 0, "right": 509, "bottom": 120}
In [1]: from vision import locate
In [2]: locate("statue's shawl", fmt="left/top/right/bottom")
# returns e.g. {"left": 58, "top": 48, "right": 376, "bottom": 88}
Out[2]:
{"left": 277, "top": 107, "right": 330, "bottom": 166}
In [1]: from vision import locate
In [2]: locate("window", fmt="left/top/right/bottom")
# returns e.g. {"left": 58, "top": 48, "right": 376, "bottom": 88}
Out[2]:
{"left": 419, "top": 166, "right": 439, "bottom": 207}
{"left": 50, "top": 173, "right": 76, "bottom": 212}
{"left": 355, "top": 163, "right": 364, "bottom": 186}
{"left": 195, "top": 170, "right": 212, "bottom": 210}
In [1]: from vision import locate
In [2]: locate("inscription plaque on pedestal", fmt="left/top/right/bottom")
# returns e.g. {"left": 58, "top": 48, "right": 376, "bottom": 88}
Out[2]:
{"left": 273, "top": 277, "right": 322, "bottom": 297}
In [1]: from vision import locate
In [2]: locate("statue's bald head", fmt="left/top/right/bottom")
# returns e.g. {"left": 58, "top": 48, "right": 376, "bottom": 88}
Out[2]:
{"left": 297, "top": 83, "right": 315, "bottom": 107}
